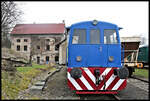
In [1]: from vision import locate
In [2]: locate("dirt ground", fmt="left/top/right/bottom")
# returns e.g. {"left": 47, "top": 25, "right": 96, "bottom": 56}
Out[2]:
{"left": 17, "top": 66, "right": 149, "bottom": 100}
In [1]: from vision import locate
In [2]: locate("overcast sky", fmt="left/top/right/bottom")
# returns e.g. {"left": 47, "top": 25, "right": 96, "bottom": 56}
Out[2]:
{"left": 16, "top": 1, "right": 148, "bottom": 44}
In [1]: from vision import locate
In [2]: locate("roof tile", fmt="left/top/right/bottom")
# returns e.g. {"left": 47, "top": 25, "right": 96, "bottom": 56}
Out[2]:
{"left": 11, "top": 23, "right": 65, "bottom": 34}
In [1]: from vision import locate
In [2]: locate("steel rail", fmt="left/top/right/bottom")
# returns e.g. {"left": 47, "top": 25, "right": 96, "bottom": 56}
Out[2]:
{"left": 131, "top": 76, "right": 149, "bottom": 83}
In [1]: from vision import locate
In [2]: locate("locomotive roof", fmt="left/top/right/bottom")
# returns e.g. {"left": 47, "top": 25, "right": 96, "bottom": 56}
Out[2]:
{"left": 70, "top": 20, "right": 119, "bottom": 28}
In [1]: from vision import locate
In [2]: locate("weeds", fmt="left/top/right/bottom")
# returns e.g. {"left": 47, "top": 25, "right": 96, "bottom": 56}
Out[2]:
{"left": 1, "top": 63, "right": 52, "bottom": 100}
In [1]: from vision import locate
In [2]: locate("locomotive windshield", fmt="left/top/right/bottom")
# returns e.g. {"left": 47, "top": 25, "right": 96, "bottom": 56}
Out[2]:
{"left": 90, "top": 29, "right": 100, "bottom": 44}
{"left": 72, "top": 29, "right": 86, "bottom": 44}
{"left": 104, "top": 29, "right": 118, "bottom": 44}
{"left": 72, "top": 29, "right": 118, "bottom": 44}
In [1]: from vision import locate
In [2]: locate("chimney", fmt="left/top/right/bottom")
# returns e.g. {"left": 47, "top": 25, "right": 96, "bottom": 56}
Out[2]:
{"left": 62, "top": 20, "right": 65, "bottom": 24}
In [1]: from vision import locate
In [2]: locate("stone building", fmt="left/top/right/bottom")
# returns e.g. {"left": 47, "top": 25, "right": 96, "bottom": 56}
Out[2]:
{"left": 56, "top": 38, "right": 67, "bottom": 65}
{"left": 10, "top": 23, "right": 66, "bottom": 64}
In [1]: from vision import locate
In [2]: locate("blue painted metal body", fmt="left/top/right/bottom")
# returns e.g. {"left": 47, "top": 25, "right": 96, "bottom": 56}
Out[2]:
{"left": 67, "top": 21, "right": 122, "bottom": 68}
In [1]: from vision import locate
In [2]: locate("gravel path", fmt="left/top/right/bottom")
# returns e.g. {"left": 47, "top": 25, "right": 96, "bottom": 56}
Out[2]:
{"left": 33, "top": 66, "right": 116, "bottom": 100}
{"left": 127, "top": 78, "right": 149, "bottom": 92}
{"left": 42, "top": 66, "right": 80, "bottom": 99}
{"left": 116, "top": 78, "right": 149, "bottom": 100}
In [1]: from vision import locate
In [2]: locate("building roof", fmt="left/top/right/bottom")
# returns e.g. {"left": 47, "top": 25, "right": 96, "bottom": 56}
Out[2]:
{"left": 120, "top": 37, "right": 141, "bottom": 42}
{"left": 11, "top": 23, "right": 65, "bottom": 34}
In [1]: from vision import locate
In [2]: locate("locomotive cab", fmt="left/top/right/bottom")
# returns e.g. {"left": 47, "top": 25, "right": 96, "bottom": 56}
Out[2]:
{"left": 67, "top": 20, "right": 129, "bottom": 94}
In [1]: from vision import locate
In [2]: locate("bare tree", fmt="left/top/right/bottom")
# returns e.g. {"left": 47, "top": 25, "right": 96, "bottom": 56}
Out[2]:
{"left": 1, "top": 1, "right": 23, "bottom": 48}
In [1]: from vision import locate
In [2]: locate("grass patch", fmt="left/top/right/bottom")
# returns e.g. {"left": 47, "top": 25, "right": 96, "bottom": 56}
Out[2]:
{"left": 2, "top": 62, "right": 54, "bottom": 100}
{"left": 17, "top": 63, "right": 47, "bottom": 72}
{"left": 133, "top": 68, "right": 149, "bottom": 78}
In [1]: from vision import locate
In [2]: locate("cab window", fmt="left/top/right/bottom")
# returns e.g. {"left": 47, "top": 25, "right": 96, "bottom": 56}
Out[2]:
{"left": 72, "top": 29, "right": 86, "bottom": 44}
{"left": 104, "top": 29, "right": 118, "bottom": 44}
{"left": 90, "top": 29, "right": 100, "bottom": 44}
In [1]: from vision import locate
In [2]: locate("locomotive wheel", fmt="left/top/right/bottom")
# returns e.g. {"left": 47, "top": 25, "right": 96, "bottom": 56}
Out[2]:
{"left": 127, "top": 67, "right": 134, "bottom": 77}
{"left": 114, "top": 67, "right": 129, "bottom": 79}
{"left": 117, "top": 67, "right": 129, "bottom": 79}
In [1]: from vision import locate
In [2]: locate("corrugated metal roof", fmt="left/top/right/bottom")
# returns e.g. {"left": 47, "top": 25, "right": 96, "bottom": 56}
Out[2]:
{"left": 11, "top": 23, "right": 65, "bottom": 34}
{"left": 120, "top": 37, "right": 141, "bottom": 42}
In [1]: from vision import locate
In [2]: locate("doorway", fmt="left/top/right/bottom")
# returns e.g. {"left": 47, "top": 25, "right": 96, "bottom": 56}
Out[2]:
{"left": 37, "top": 56, "right": 40, "bottom": 64}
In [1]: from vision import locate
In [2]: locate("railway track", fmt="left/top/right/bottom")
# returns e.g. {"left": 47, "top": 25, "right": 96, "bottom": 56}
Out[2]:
{"left": 112, "top": 94, "right": 121, "bottom": 100}
{"left": 78, "top": 94, "right": 121, "bottom": 100}
{"left": 127, "top": 76, "right": 149, "bottom": 93}
{"left": 130, "top": 76, "right": 149, "bottom": 83}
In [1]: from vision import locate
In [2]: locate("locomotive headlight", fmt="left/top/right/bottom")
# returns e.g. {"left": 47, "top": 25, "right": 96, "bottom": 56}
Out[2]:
{"left": 76, "top": 56, "right": 82, "bottom": 62}
{"left": 93, "top": 20, "right": 98, "bottom": 25}
{"left": 70, "top": 68, "right": 82, "bottom": 79}
{"left": 109, "top": 56, "right": 114, "bottom": 62}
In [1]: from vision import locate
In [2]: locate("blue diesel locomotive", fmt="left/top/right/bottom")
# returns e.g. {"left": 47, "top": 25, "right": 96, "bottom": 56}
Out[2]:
{"left": 67, "top": 20, "right": 129, "bottom": 94}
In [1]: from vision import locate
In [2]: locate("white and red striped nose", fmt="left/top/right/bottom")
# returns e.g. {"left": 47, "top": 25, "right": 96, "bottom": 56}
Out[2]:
{"left": 67, "top": 67, "right": 127, "bottom": 91}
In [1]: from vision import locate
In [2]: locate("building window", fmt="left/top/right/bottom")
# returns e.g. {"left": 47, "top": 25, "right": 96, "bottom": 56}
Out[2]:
{"left": 16, "top": 39, "right": 20, "bottom": 42}
{"left": 46, "top": 45, "right": 50, "bottom": 50}
{"left": 46, "top": 56, "right": 49, "bottom": 62}
{"left": 55, "top": 45, "right": 59, "bottom": 51}
{"left": 55, "top": 56, "right": 59, "bottom": 62}
{"left": 46, "top": 39, "right": 50, "bottom": 42}
{"left": 24, "top": 39, "right": 28, "bottom": 42}
{"left": 37, "top": 56, "right": 40, "bottom": 64}
{"left": 16, "top": 45, "right": 20, "bottom": 51}
{"left": 24, "top": 45, "right": 27, "bottom": 51}
{"left": 37, "top": 45, "right": 40, "bottom": 49}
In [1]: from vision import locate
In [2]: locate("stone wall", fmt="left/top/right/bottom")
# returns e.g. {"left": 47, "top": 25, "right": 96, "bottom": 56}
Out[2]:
{"left": 10, "top": 34, "right": 64, "bottom": 64}
{"left": 11, "top": 36, "right": 31, "bottom": 60}
{"left": 2, "top": 48, "right": 29, "bottom": 71}
{"left": 59, "top": 40, "right": 67, "bottom": 65}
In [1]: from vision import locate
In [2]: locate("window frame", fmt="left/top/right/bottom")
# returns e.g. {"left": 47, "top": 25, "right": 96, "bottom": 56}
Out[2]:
{"left": 24, "top": 39, "right": 28, "bottom": 42}
{"left": 46, "top": 39, "right": 50, "bottom": 42}
{"left": 46, "top": 56, "right": 49, "bottom": 62}
{"left": 90, "top": 29, "right": 101, "bottom": 44}
{"left": 72, "top": 28, "right": 87, "bottom": 44}
{"left": 46, "top": 45, "right": 50, "bottom": 51}
{"left": 24, "top": 45, "right": 28, "bottom": 51}
{"left": 16, "top": 39, "right": 20, "bottom": 42}
{"left": 103, "top": 29, "right": 118, "bottom": 44}
{"left": 37, "top": 45, "right": 40, "bottom": 49}
{"left": 16, "top": 45, "right": 20, "bottom": 51}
